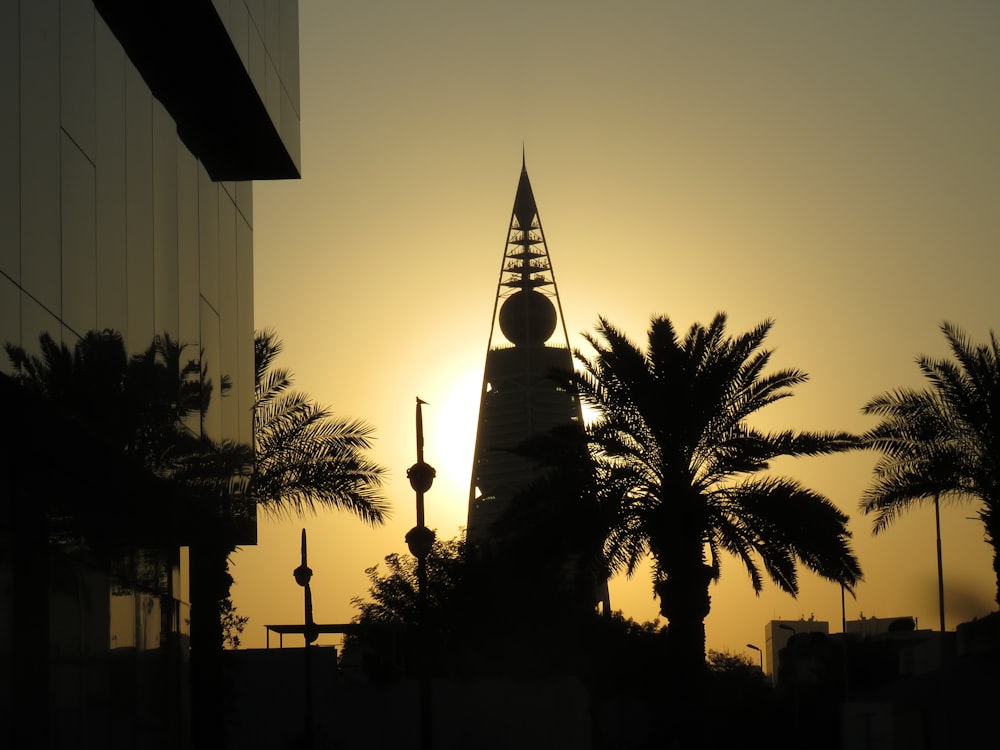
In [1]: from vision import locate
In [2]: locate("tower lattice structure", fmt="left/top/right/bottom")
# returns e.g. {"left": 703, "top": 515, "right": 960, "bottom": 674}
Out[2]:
{"left": 466, "top": 159, "right": 584, "bottom": 548}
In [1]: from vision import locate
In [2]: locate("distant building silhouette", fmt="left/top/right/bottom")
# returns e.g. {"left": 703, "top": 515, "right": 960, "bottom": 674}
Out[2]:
{"left": 466, "top": 158, "right": 584, "bottom": 548}
{"left": 0, "top": 3, "right": 300, "bottom": 747}
{"left": 765, "top": 618, "right": 830, "bottom": 683}
{"left": 763, "top": 612, "right": 1000, "bottom": 749}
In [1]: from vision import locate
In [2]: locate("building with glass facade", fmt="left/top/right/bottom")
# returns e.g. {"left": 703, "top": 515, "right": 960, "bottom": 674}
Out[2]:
{"left": 0, "top": 2, "right": 300, "bottom": 746}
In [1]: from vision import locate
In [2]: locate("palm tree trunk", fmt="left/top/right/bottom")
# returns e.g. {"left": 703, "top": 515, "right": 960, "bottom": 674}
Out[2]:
{"left": 985, "top": 511, "right": 1000, "bottom": 609}
{"left": 655, "top": 563, "right": 714, "bottom": 676}
{"left": 933, "top": 494, "right": 946, "bottom": 631}
{"left": 992, "top": 545, "right": 1000, "bottom": 609}
{"left": 189, "top": 539, "right": 236, "bottom": 747}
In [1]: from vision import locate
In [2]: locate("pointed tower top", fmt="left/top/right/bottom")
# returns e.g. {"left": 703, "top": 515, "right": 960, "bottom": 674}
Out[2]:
{"left": 485, "top": 157, "right": 572, "bottom": 350}
{"left": 513, "top": 158, "right": 537, "bottom": 230}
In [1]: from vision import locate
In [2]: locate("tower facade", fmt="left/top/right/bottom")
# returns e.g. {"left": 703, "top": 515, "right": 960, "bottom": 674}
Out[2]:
{"left": 466, "top": 160, "right": 583, "bottom": 547}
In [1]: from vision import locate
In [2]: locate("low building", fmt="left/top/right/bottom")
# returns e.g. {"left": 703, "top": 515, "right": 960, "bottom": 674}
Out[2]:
{"left": 765, "top": 617, "right": 829, "bottom": 683}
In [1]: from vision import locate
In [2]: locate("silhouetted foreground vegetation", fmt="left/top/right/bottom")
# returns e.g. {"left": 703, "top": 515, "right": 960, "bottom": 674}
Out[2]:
{"left": 4, "top": 328, "right": 388, "bottom": 747}
{"left": 346, "top": 539, "right": 795, "bottom": 748}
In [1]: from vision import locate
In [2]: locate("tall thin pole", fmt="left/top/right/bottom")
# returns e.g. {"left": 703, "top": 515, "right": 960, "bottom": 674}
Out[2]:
{"left": 934, "top": 493, "right": 946, "bottom": 632}
{"left": 841, "top": 583, "right": 846, "bottom": 634}
{"left": 292, "top": 529, "right": 317, "bottom": 748}
{"left": 415, "top": 398, "right": 427, "bottom": 527}
{"left": 840, "top": 577, "right": 851, "bottom": 700}
{"left": 406, "top": 398, "right": 436, "bottom": 750}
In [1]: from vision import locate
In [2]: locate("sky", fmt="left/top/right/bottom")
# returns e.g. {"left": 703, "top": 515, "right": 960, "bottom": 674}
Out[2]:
{"left": 230, "top": 1, "right": 1000, "bottom": 660}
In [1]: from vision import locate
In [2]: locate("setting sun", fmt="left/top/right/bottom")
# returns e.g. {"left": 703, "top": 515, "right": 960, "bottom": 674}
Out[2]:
{"left": 425, "top": 367, "right": 482, "bottom": 503}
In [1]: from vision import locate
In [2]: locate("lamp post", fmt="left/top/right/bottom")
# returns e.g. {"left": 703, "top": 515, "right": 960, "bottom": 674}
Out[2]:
{"left": 292, "top": 529, "right": 318, "bottom": 748}
{"left": 746, "top": 643, "right": 763, "bottom": 672}
{"left": 934, "top": 493, "right": 946, "bottom": 632}
{"left": 405, "top": 397, "right": 436, "bottom": 750}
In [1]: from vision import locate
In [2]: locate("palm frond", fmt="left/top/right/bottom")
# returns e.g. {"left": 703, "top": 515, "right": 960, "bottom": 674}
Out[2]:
{"left": 858, "top": 321, "right": 1000, "bottom": 596}
{"left": 251, "top": 329, "right": 390, "bottom": 525}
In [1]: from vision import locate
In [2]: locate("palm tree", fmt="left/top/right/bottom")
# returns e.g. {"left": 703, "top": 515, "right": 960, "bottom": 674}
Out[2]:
{"left": 860, "top": 321, "right": 1000, "bottom": 609}
{"left": 250, "top": 329, "right": 389, "bottom": 523}
{"left": 572, "top": 313, "right": 861, "bottom": 674}
{"left": 185, "top": 330, "right": 388, "bottom": 746}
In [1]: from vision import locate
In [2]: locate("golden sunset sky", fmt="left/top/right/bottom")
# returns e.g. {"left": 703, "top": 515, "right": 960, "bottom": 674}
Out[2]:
{"left": 230, "top": 1, "right": 1000, "bottom": 658}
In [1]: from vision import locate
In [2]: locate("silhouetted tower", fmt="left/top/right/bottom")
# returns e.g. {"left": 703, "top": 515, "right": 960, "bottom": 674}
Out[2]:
{"left": 466, "top": 159, "right": 584, "bottom": 548}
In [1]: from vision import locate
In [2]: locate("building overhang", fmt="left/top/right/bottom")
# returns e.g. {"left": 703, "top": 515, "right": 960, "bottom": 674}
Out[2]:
{"left": 95, "top": 0, "right": 300, "bottom": 181}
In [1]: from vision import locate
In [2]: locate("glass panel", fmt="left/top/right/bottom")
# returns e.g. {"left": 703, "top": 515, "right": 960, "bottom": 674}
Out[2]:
{"left": 265, "top": 55, "right": 280, "bottom": 132}
{"left": 152, "top": 100, "right": 179, "bottom": 339}
{"left": 219, "top": 191, "right": 239, "bottom": 442}
{"left": 236, "top": 211, "right": 254, "bottom": 445}
{"left": 61, "top": 132, "right": 97, "bottom": 335}
{"left": 177, "top": 145, "right": 200, "bottom": 351}
{"left": 0, "top": 276, "right": 20, "bottom": 369}
{"left": 230, "top": 0, "right": 249, "bottom": 69}
{"left": 95, "top": 16, "right": 128, "bottom": 334}
{"left": 59, "top": 0, "right": 96, "bottom": 160}
{"left": 0, "top": 0, "right": 19, "bottom": 280}
{"left": 279, "top": 0, "right": 300, "bottom": 116}
{"left": 248, "top": 20, "right": 266, "bottom": 107}
{"left": 280, "top": 85, "right": 301, "bottom": 173}
{"left": 236, "top": 180, "right": 252, "bottom": 228}
{"left": 124, "top": 61, "right": 154, "bottom": 352}
{"left": 20, "top": 297, "right": 62, "bottom": 359}
{"left": 19, "top": 0, "right": 60, "bottom": 315}
{"left": 198, "top": 165, "right": 219, "bottom": 313}
{"left": 199, "top": 297, "right": 222, "bottom": 441}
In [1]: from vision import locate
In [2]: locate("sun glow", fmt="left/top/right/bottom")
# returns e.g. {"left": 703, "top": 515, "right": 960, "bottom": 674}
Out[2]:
{"left": 422, "top": 367, "right": 483, "bottom": 530}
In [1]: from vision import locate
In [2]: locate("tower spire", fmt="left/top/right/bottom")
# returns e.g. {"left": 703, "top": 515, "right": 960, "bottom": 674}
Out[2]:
{"left": 467, "top": 159, "right": 580, "bottom": 544}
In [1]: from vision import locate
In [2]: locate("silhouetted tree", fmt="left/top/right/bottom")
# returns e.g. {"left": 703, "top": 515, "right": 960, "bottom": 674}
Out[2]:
{"left": 569, "top": 314, "right": 862, "bottom": 679}
{"left": 860, "top": 321, "right": 1000, "bottom": 606}
{"left": 704, "top": 648, "right": 773, "bottom": 741}
{"left": 350, "top": 535, "right": 467, "bottom": 628}
{"left": 346, "top": 535, "right": 469, "bottom": 678}
{"left": 220, "top": 595, "right": 249, "bottom": 649}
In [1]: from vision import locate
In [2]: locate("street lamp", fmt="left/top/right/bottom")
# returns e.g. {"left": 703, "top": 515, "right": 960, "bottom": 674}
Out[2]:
{"left": 746, "top": 643, "right": 763, "bottom": 671}
{"left": 406, "top": 397, "right": 436, "bottom": 750}
{"left": 933, "top": 492, "right": 946, "bottom": 632}
{"left": 292, "top": 529, "right": 318, "bottom": 748}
